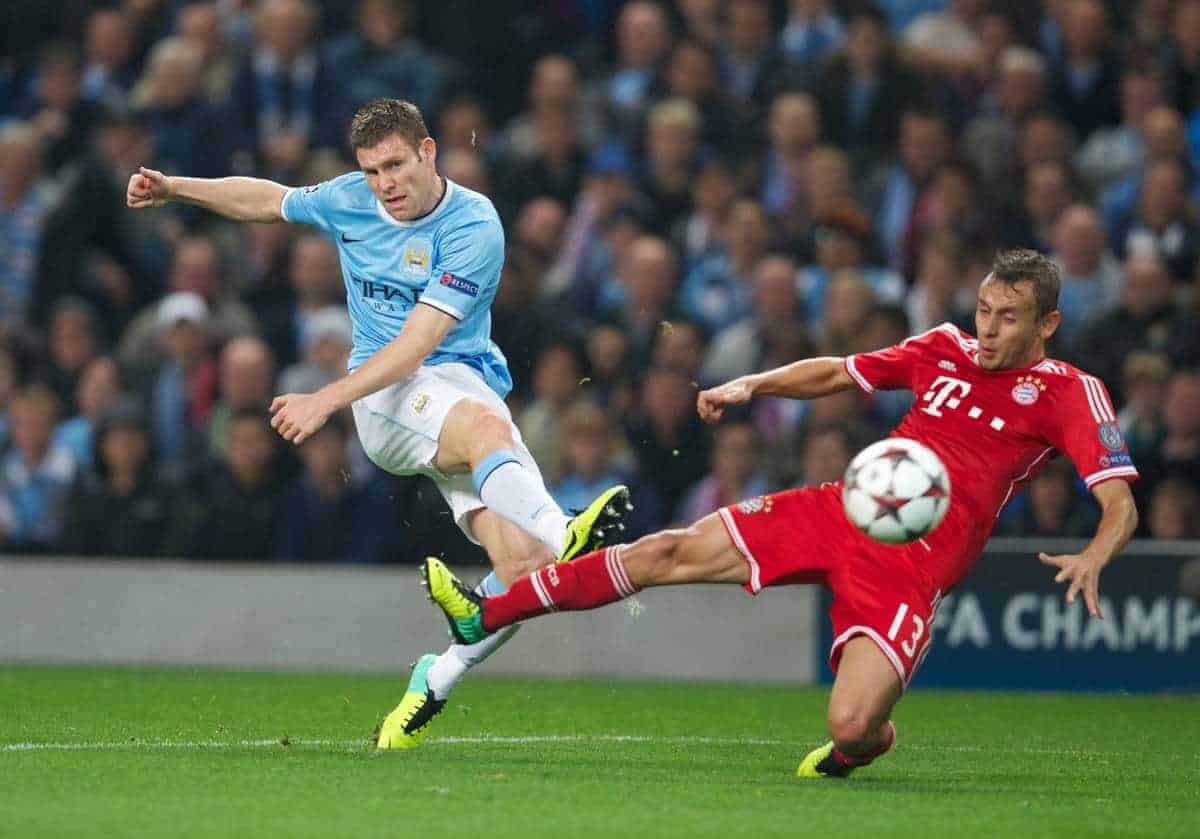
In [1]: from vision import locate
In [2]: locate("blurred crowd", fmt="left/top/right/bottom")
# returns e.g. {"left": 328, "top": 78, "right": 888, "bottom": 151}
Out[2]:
{"left": 2, "top": 0, "right": 1200, "bottom": 563}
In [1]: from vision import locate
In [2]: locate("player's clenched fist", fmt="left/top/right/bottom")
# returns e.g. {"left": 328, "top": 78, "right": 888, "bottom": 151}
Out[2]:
{"left": 697, "top": 379, "right": 754, "bottom": 423}
{"left": 126, "top": 165, "right": 172, "bottom": 208}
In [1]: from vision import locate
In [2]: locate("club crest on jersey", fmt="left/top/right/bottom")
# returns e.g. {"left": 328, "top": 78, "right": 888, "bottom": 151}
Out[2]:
{"left": 402, "top": 238, "right": 432, "bottom": 276}
{"left": 1012, "top": 375, "right": 1045, "bottom": 405}
{"left": 1098, "top": 421, "right": 1125, "bottom": 452}
{"left": 738, "top": 496, "right": 773, "bottom": 515}
{"left": 411, "top": 393, "right": 431, "bottom": 415}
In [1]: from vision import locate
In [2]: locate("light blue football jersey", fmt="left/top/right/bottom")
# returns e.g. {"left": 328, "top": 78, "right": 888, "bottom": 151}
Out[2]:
{"left": 280, "top": 174, "right": 512, "bottom": 398}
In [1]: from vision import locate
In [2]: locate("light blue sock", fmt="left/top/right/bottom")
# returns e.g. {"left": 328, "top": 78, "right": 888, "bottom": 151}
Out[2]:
{"left": 471, "top": 449, "right": 570, "bottom": 555}
{"left": 476, "top": 571, "right": 508, "bottom": 596}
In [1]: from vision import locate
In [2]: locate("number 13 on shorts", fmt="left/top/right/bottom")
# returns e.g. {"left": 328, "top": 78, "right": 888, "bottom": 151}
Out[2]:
{"left": 887, "top": 602, "right": 926, "bottom": 658}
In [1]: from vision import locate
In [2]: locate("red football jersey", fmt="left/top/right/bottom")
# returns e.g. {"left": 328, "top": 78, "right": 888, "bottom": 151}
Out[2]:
{"left": 843, "top": 323, "right": 1138, "bottom": 591}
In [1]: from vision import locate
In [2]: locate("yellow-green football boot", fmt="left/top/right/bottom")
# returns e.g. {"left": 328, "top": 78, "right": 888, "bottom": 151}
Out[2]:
{"left": 422, "top": 557, "right": 489, "bottom": 645}
{"left": 559, "top": 485, "right": 632, "bottom": 562}
{"left": 375, "top": 654, "right": 444, "bottom": 750}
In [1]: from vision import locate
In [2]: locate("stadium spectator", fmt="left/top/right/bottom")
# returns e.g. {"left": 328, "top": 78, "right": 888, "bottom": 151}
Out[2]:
{"left": 901, "top": 0, "right": 987, "bottom": 82}
{"left": 550, "top": 400, "right": 661, "bottom": 540}
{"left": 680, "top": 198, "right": 769, "bottom": 334}
{"left": 51, "top": 355, "right": 123, "bottom": 469}
{"left": 906, "top": 234, "right": 974, "bottom": 335}
{"left": 677, "top": 421, "right": 768, "bottom": 523}
{"left": 602, "top": 235, "right": 683, "bottom": 368}
{"left": 962, "top": 47, "right": 1048, "bottom": 200}
{"left": 582, "top": 324, "right": 635, "bottom": 420}
{"left": 278, "top": 307, "right": 352, "bottom": 396}
{"left": 1001, "top": 456, "right": 1100, "bottom": 538}
{"left": 148, "top": 292, "right": 218, "bottom": 470}
{"left": 597, "top": 0, "right": 673, "bottom": 146}
{"left": 256, "top": 232, "right": 342, "bottom": 368}
{"left": 1136, "top": 369, "right": 1200, "bottom": 499}
{"left": 80, "top": 7, "right": 139, "bottom": 106}
{"left": 324, "top": 0, "right": 456, "bottom": 119}
{"left": 1018, "top": 112, "right": 1076, "bottom": 171}
{"left": 717, "top": 0, "right": 797, "bottom": 127}
{"left": 119, "top": 235, "right": 258, "bottom": 382}
{"left": 867, "top": 110, "right": 952, "bottom": 271}
{"left": 512, "top": 197, "right": 570, "bottom": 283}
{"left": 676, "top": 0, "right": 721, "bottom": 47}
{"left": 902, "top": 161, "right": 992, "bottom": 280}
{"left": 1002, "top": 159, "right": 1077, "bottom": 253}
{"left": 39, "top": 297, "right": 104, "bottom": 408}
{"left": 1098, "top": 105, "right": 1191, "bottom": 237}
{"left": 518, "top": 342, "right": 584, "bottom": 487}
{"left": 701, "top": 254, "right": 804, "bottom": 387}
{"left": 0, "top": 122, "right": 58, "bottom": 333}
{"left": 1074, "top": 68, "right": 1165, "bottom": 196}
{"left": 224, "top": 0, "right": 347, "bottom": 179}
{"left": 623, "top": 366, "right": 711, "bottom": 506}
{"left": 817, "top": 269, "right": 879, "bottom": 356}
{"left": 0, "top": 345, "right": 17, "bottom": 450}
{"left": 0, "top": 384, "right": 76, "bottom": 553}
{"left": 171, "top": 409, "right": 284, "bottom": 559}
{"left": 798, "top": 205, "right": 902, "bottom": 330}
{"left": 1047, "top": 0, "right": 1122, "bottom": 141}
{"left": 1049, "top": 204, "right": 1122, "bottom": 346}
{"left": 658, "top": 39, "right": 739, "bottom": 155}
{"left": 816, "top": 7, "right": 922, "bottom": 168}
{"left": 779, "top": 0, "right": 844, "bottom": 69}
{"left": 130, "top": 37, "right": 225, "bottom": 179}
{"left": 673, "top": 155, "right": 737, "bottom": 269}
{"left": 435, "top": 96, "right": 492, "bottom": 157}
{"left": 496, "top": 108, "right": 585, "bottom": 220}
{"left": 59, "top": 400, "right": 175, "bottom": 558}
{"left": 784, "top": 144, "right": 855, "bottom": 255}
{"left": 208, "top": 336, "right": 277, "bottom": 457}
{"left": 439, "top": 147, "right": 491, "bottom": 196}
{"left": 1163, "top": 0, "right": 1200, "bottom": 115}
{"left": 32, "top": 104, "right": 163, "bottom": 333}
{"left": 1111, "top": 158, "right": 1200, "bottom": 282}
{"left": 1117, "top": 351, "right": 1171, "bottom": 470}
{"left": 758, "top": 92, "right": 822, "bottom": 221}
{"left": 797, "top": 422, "right": 859, "bottom": 488}
{"left": 649, "top": 319, "right": 707, "bottom": 380}
{"left": 20, "top": 43, "right": 104, "bottom": 174}
{"left": 276, "top": 413, "right": 401, "bottom": 563}
{"left": 174, "top": 1, "right": 237, "bottom": 106}
{"left": 1146, "top": 479, "right": 1200, "bottom": 540}
{"left": 638, "top": 98, "right": 703, "bottom": 234}
{"left": 498, "top": 54, "right": 594, "bottom": 165}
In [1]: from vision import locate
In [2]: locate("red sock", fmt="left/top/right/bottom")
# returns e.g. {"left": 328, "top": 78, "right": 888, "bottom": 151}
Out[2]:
{"left": 482, "top": 547, "right": 638, "bottom": 631}
{"left": 831, "top": 721, "right": 896, "bottom": 768}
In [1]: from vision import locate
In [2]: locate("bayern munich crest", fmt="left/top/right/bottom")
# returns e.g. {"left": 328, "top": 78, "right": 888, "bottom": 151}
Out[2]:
{"left": 738, "top": 496, "right": 772, "bottom": 515}
{"left": 1012, "top": 375, "right": 1045, "bottom": 405}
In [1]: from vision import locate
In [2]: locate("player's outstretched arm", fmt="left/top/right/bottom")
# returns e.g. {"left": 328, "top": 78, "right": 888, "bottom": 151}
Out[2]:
{"left": 1038, "top": 479, "right": 1138, "bottom": 619}
{"left": 271, "top": 303, "right": 455, "bottom": 445}
{"left": 126, "top": 166, "right": 287, "bottom": 223}
{"left": 697, "top": 356, "right": 856, "bottom": 423}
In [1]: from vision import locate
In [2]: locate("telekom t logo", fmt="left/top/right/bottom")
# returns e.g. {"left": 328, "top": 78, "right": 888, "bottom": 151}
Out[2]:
{"left": 920, "top": 376, "right": 972, "bottom": 417}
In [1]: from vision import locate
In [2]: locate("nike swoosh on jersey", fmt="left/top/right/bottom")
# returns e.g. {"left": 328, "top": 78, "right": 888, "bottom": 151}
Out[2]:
{"left": 341, "top": 233, "right": 365, "bottom": 243}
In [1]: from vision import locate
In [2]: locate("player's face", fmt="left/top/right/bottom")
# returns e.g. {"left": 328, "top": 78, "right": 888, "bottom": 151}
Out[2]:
{"left": 974, "top": 276, "right": 1060, "bottom": 370}
{"left": 357, "top": 133, "right": 440, "bottom": 221}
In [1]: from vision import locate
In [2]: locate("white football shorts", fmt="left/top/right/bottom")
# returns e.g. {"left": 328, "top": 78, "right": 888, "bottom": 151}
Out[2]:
{"left": 350, "top": 362, "right": 543, "bottom": 543}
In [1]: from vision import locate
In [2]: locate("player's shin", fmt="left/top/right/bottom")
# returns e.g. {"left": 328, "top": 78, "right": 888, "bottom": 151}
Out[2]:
{"left": 426, "top": 572, "right": 519, "bottom": 699}
{"left": 472, "top": 451, "right": 571, "bottom": 554}
{"left": 482, "top": 547, "right": 638, "bottom": 631}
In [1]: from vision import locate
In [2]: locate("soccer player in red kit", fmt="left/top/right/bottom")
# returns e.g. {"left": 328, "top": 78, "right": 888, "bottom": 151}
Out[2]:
{"left": 421, "top": 249, "right": 1140, "bottom": 777}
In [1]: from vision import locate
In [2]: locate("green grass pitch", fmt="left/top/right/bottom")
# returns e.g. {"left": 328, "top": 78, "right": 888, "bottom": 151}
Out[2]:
{"left": 2, "top": 665, "right": 1196, "bottom": 838}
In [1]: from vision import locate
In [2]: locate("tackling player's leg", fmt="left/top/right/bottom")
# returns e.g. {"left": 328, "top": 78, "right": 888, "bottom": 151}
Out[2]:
{"left": 797, "top": 636, "right": 902, "bottom": 778}
{"left": 424, "top": 512, "right": 750, "bottom": 645}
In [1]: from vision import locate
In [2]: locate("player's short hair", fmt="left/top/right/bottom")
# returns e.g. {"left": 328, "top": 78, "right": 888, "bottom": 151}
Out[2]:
{"left": 988, "top": 249, "right": 1060, "bottom": 318}
{"left": 348, "top": 98, "right": 429, "bottom": 152}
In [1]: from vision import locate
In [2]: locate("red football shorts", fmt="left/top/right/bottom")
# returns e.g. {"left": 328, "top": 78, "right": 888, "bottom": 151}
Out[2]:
{"left": 718, "top": 484, "right": 943, "bottom": 689}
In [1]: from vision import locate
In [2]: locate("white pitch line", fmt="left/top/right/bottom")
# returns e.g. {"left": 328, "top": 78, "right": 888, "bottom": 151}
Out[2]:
{"left": 0, "top": 734, "right": 1133, "bottom": 759}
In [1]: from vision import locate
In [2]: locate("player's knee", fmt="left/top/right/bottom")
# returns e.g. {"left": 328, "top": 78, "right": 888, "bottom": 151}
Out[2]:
{"left": 827, "top": 704, "right": 878, "bottom": 751}
{"left": 626, "top": 528, "right": 691, "bottom": 586}
{"left": 468, "top": 409, "right": 516, "bottom": 463}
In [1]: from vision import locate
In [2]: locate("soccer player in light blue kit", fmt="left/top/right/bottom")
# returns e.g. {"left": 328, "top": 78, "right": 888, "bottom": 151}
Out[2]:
{"left": 126, "top": 98, "right": 630, "bottom": 748}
